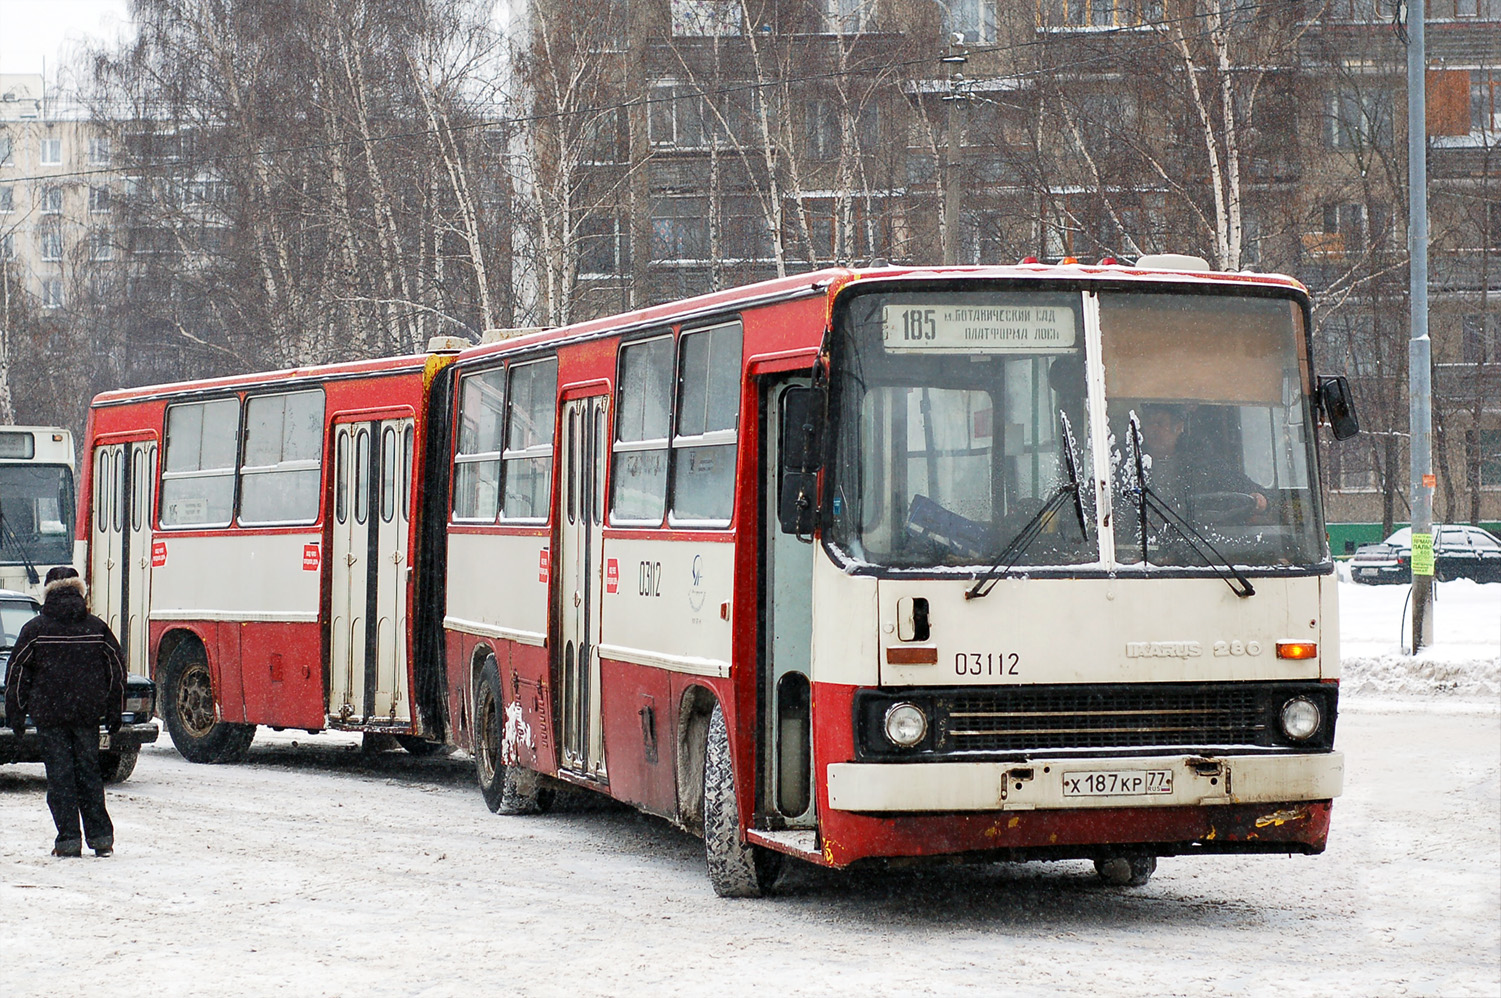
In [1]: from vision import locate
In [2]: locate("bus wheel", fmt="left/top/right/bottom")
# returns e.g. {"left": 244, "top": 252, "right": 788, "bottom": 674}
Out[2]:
{"left": 1094, "top": 854, "right": 1157, "bottom": 887}
{"left": 161, "top": 640, "right": 255, "bottom": 764}
{"left": 99, "top": 746, "right": 139, "bottom": 783}
{"left": 703, "top": 702, "right": 781, "bottom": 898}
{"left": 475, "top": 657, "right": 552, "bottom": 815}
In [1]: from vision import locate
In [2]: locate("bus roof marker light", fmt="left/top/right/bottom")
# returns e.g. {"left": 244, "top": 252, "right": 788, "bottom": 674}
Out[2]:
{"left": 1276, "top": 641, "right": 1317, "bottom": 660}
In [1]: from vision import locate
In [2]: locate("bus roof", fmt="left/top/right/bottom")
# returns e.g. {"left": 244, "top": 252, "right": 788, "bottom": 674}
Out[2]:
{"left": 90, "top": 351, "right": 432, "bottom": 408}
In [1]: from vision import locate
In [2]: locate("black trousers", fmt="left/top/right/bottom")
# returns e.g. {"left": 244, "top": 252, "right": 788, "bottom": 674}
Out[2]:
{"left": 37, "top": 724, "right": 114, "bottom": 851}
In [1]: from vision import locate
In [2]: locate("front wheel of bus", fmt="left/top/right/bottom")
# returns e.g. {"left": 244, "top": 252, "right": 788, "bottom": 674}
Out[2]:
{"left": 161, "top": 639, "right": 255, "bottom": 764}
{"left": 1094, "top": 854, "right": 1157, "bottom": 887}
{"left": 475, "top": 657, "right": 552, "bottom": 815}
{"left": 703, "top": 702, "right": 782, "bottom": 898}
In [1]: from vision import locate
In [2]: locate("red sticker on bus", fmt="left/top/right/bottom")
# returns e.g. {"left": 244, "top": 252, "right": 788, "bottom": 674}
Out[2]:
{"left": 303, "top": 543, "right": 321, "bottom": 571}
{"left": 606, "top": 559, "right": 618, "bottom": 593}
{"left": 539, "top": 547, "right": 550, "bottom": 583}
{"left": 151, "top": 540, "right": 167, "bottom": 568}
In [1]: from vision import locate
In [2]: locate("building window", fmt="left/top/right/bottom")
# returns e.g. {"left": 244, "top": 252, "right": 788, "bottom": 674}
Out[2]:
{"left": 1328, "top": 437, "right": 1379, "bottom": 492}
{"left": 40, "top": 137, "right": 62, "bottom": 165}
{"left": 0, "top": 135, "right": 12, "bottom": 166}
{"left": 39, "top": 226, "right": 63, "bottom": 261}
{"left": 0, "top": 185, "right": 11, "bottom": 213}
{"left": 40, "top": 185, "right": 63, "bottom": 214}
{"left": 1039, "top": 0, "right": 1163, "bottom": 27}
{"left": 612, "top": 335, "right": 674, "bottom": 524}
{"left": 581, "top": 108, "right": 624, "bottom": 164}
{"left": 1474, "top": 429, "right": 1501, "bottom": 488}
{"left": 943, "top": 0, "right": 996, "bottom": 44}
{"left": 88, "top": 136, "right": 111, "bottom": 166}
{"left": 649, "top": 84, "right": 708, "bottom": 148}
{"left": 161, "top": 398, "right": 240, "bottom": 527}
{"left": 501, "top": 359, "right": 558, "bottom": 521}
{"left": 1462, "top": 313, "right": 1500, "bottom": 363}
{"left": 671, "top": 0, "right": 742, "bottom": 35}
{"left": 452, "top": 369, "right": 506, "bottom": 521}
{"left": 89, "top": 231, "right": 113, "bottom": 261}
{"left": 806, "top": 100, "right": 838, "bottom": 160}
{"left": 824, "top": 0, "right": 873, "bottom": 33}
{"left": 0, "top": 233, "right": 12, "bottom": 260}
{"left": 1321, "top": 312, "right": 1380, "bottom": 377}
{"left": 89, "top": 185, "right": 111, "bottom": 213}
{"left": 578, "top": 214, "right": 628, "bottom": 277}
{"left": 1329, "top": 86, "right": 1394, "bottom": 149}
{"left": 1473, "top": 70, "right": 1500, "bottom": 134}
{"left": 1324, "top": 0, "right": 1382, "bottom": 19}
{"left": 42, "top": 278, "right": 65, "bottom": 310}
{"left": 650, "top": 196, "right": 710, "bottom": 261}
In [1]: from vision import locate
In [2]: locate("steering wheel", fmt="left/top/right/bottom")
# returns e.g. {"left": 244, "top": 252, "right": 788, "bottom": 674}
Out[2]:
{"left": 1192, "top": 491, "right": 1260, "bottom": 524}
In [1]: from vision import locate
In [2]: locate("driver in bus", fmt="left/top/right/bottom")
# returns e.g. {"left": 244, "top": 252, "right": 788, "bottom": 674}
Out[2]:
{"left": 1137, "top": 404, "right": 1269, "bottom": 520}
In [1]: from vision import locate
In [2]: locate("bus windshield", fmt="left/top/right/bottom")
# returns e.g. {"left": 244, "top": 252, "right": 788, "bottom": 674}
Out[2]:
{"left": 827, "top": 286, "right": 1325, "bottom": 573}
{"left": 0, "top": 464, "right": 76, "bottom": 568}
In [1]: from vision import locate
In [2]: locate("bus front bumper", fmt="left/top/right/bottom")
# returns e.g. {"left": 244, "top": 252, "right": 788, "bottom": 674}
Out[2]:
{"left": 826, "top": 751, "right": 1343, "bottom": 813}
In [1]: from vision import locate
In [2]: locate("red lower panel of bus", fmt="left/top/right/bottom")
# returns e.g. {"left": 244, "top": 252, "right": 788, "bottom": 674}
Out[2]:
{"left": 811, "top": 800, "right": 1333, "bottom": 868}
{"left": 151, "top": 621, "right": 325, "bottom": 730}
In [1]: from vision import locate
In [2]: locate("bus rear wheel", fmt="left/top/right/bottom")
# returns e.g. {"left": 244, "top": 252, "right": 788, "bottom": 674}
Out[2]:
{"left": 703, "top": 702, "right": 782, "bottom": 898}
{"left": 161, "top": 640, "right": 255, "bottom": 764}
{"left": 1094, "top": 854, "right": 1157, "bottom": 887}
{"left": 475, "top": 657, "right": 552, "bottom": 815}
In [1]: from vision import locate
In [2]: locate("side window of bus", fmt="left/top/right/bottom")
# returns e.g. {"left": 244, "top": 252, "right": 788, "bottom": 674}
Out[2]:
{"left": 453, "top": 368, "right": 505, "bottom": 520}
{"left": 239, "top": 390, "right": 324, "bottom": 525}
{"left": 612, "top": 334, "right": 673, "bottom": 524}
{"left": 160, "top": 398, "right": 240, "bottom": 527}
{"left": 381, "top": 426, "right": 397, "bottom": 523}
{"left": 672, "top": 322, "right": 742, "bottom": 524}
{"left": 502, "top": 358, "right": 558, "bottom": 521}
{"left": 95, "top": 450, "right": 108, "bottom": 533}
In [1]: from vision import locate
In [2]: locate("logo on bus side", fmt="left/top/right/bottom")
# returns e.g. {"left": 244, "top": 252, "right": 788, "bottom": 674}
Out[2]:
{"left": 606, "top": 559, "right": 619, "bottom": 593}
{"left": 539, "top": 547, "right": 550, "bottom": 583}
{"left": 688, "top": 554, "right": 707, "bottom": 613}
{"left": 1125, "top": 640, "right": 1201, "bottom": 659}
{"left": 302, "top": 543, "right": 320, "bottom": 572}
{"left": 151, "top": 540, "right": 167, "bottom": 568}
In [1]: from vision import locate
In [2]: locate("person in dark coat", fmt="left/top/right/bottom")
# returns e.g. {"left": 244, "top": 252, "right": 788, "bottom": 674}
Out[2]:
{"left": 4, "top": 566, "right": 125, "bottom": 857}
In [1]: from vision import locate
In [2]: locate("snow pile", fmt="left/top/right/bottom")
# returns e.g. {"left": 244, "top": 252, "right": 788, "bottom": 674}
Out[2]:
{"left": 1339, "top": 578, "right": 1500, "bottom": 699}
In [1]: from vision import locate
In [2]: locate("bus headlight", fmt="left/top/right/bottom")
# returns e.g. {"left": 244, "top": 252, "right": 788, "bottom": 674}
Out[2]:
{"left": 1279, "top": 697, "right": 1321, "bottom": 741}
{"left": 883, "top": 703, "right": 928, "bottom": 748}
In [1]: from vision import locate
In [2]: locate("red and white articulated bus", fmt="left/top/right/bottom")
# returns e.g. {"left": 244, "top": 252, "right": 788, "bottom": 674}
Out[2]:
{"left": 82, "top": 259, "right": 1360, "bottom": 895}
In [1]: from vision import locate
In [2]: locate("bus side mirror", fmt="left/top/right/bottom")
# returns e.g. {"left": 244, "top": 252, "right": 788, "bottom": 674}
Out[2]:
{"left": 1317, "top": 376, "right": 1360, "bottom": 441}
{"left": 778, "top": 387, "right": 823, "bottom": 535}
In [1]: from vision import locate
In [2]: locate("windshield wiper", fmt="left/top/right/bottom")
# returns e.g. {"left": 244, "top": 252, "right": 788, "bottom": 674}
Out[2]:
{"left": 966, "top": 412, "right": 1089, "bottom": 600}
{"left": 1127, "top": 416, "right": 1255, "bottom": 599}
{"left": 0, "top": 509, "right": 39, "bottom": 586}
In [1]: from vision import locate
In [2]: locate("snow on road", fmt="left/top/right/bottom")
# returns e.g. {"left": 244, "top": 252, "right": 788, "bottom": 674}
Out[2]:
{"left": 1339, "top": 577, "right": 1499, "bottom": 698}
{"left": 1, "top": 581, "right": 1497, "bottom": 998}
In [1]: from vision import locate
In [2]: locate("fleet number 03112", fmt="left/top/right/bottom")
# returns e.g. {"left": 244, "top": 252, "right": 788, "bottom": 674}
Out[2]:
{"left": 955, "top": 652, "right": 1019, "bottom": 677}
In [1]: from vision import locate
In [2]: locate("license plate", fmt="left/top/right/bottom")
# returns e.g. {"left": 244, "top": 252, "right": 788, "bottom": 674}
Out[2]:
{"left": 1061, "top": 769, "right": 1173, "bottom": 797}
{"left": 99, "top": 733, "right": 111, "bottom": 750}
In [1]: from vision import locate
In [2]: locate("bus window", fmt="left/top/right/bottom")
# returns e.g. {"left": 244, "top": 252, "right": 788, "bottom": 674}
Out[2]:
{"left": 612, "top": 335, "right": 673, "bottom": 524}
{"left": 453, "top": 369, "right": 505, "bottom": 521}
{"left": 402, "top": 425, "right": 413, "bottom": 521}
{"left": 381, "top": 426, "right": 397, "bottom": 523}
{"left": 671, "top": 321, "right": 741, "bottom": 525}
{"left": 95, "top": 450, "right": 108, "bottom": 533}
{"left": 113, "top": 448, "right": 126, "bottom": 533}
{"left": 335, "top": 432, "right": 349, "bottom": 524}
{"left": 501, "top": 359, "right": 557, "bottom": 521}
{"left": 354, "top": 429, "right": 370, "bottom": 525}
{"left": 161, "top": 398, "right": 240, "bottom": 527}
{"left": 239, "top": 390, "right": 324, "bottom": 525}
{"left": 132, "top": 450, "right": 143, "bottom": 531}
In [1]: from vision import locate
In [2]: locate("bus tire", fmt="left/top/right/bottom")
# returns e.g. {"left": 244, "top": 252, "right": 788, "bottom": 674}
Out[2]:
{"left": 99, "top": 746, "right": 139, "bottom": 783}
{"left": 703, "top": 701, "right": 781, "bottom": 898}
{"left": 1094, "top": 854, "right": 1156, "bottom": 887}
{"left": 161, "top": 639, "right": 255, "bottom": 764}
{"left": 475, "top": 657, "right": 552, "bottom": 815}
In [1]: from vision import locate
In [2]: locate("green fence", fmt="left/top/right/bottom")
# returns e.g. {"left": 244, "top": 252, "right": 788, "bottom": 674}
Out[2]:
{"left": 1328, "top": 521, "right": 1501, "bottom": 557}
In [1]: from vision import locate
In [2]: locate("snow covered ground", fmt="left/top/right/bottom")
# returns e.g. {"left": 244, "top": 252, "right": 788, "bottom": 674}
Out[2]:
{"left": 1338, "top": 575, "right": 1500, "bottom": 699}
{"left": 1, "top": 580, "right": 1496, "bottom": 998}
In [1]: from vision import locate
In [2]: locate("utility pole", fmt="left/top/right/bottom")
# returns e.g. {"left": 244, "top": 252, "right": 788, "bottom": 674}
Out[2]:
{"left": 1407, "top": 0, "right": 1435, "bottom": 650}
{"left": 941, "top": 34, "right": 967, "bottom": 266}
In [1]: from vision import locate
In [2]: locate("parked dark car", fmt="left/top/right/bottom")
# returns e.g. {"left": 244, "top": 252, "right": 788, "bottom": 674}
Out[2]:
{"left": 1349, "top": 525, "right": 1501, "bottom": 585}
{"left": 0, "top": 589, "right": 158, "bottom": 781}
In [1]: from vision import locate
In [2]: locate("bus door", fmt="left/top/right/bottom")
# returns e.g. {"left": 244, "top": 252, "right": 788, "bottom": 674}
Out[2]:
{"left": 761, "top": 379, "right": 816, "bottom": 827}
{"left": 558, "top": 396, "right": 607, "bottom": 780}
{"left": 90, "top": 440, "right": 156, "bottom": 674}
{"left": 330, "top": 418, "right": 414, "bottom": 724}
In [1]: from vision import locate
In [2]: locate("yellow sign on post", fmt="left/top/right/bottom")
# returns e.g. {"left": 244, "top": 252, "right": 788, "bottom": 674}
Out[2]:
{"left": 1411, "top": 532, "right": 1435, "bottom": 576}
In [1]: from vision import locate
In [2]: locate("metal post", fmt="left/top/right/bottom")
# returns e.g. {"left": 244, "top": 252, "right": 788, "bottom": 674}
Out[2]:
{"left": 1407, "top": 0, "right": 1435, "bottom": 650}
{"left": 941, "top": 35, "right": 967, "bottom": 266}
